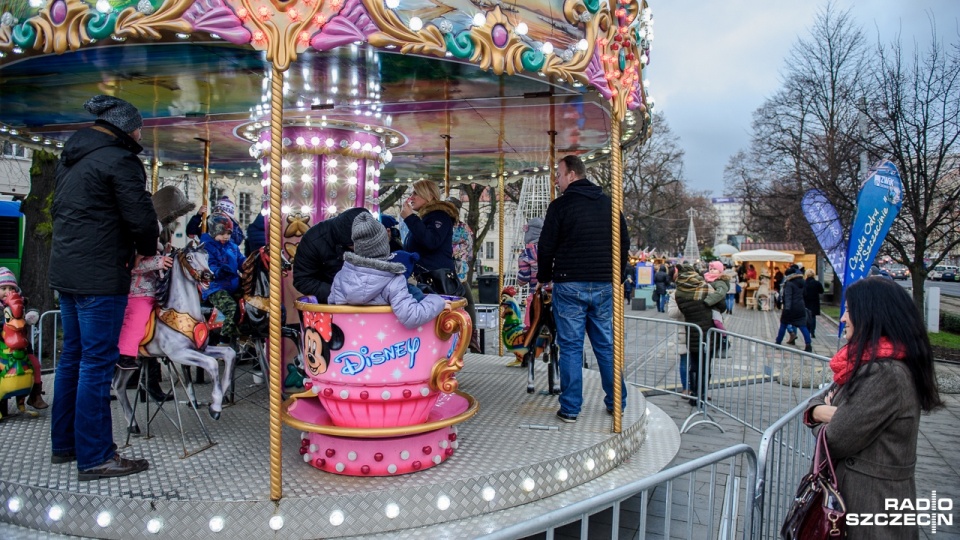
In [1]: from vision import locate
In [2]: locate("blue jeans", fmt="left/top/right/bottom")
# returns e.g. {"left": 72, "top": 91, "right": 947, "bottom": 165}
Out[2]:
{"left": 52, "top": 294, "right": 128, "bottom": 470}
{"left": 776, "top": 323, "right": 811, "bottom": 346}
{"left": 657, "top": 293, "right": 667, "bottom": 312}
{"left": 678, "top": 353, "right": 688, "bottom": 391}
{"left": 725, "top": 294, "right": 735, "bottom": 313}
{"left": 552, "top": 282, "right": 627, "bottom": 416}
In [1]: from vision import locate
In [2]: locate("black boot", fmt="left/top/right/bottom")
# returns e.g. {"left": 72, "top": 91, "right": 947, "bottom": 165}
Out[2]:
{"left": 687, "top": 370, "right": 700, "bottom": 406}
{"left": 140, "top": 359, "right": 173, "bottom": 403}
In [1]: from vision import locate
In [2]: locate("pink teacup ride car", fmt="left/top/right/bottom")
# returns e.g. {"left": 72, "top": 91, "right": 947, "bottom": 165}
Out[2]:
{"left": 283, "top": 296, "right": 477, "bottom": 476}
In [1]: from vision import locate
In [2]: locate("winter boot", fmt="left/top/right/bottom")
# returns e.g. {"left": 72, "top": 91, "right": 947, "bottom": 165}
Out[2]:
{"left": 785, "top": 332, "right": 797, "bottom": 345}
{"left": 26, "top": 382, "right": 48, "bottom": 410}
{"left": 804, "top": 343, "right": 813, "bottom": 353}
{"left": 146, "top": 358, "right": 172, "bottom": 402}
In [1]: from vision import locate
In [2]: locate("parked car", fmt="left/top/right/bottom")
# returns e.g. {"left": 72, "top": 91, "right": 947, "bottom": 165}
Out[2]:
{"left": 942, "top": 270, "right": 959, "bottom": 282}
{"left": 886, "top": 265, "right": 909, "bottom": 280}
{"left": 929, "top": 265, "right": 958, "bottom": 281}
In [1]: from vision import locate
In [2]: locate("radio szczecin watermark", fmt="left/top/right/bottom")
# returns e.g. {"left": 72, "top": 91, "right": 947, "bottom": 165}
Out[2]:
{"left": 846, "top": 491, "right": 953, "bottom": 534}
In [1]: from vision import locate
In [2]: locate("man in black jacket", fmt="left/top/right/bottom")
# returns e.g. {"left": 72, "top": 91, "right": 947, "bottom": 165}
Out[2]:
{"left": 293, "top": 207, "right": 367, "bottom": 303}
{"left": 538, "top": 155, "right": 630, "bottom": 423}
{"left": 49, "top": 95, "right": 159, "bottom": 480}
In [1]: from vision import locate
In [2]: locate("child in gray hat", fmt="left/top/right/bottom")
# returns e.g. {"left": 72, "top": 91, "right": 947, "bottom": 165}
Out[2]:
{"left": 329, "top": 212, "right": 450, "bottom": 329}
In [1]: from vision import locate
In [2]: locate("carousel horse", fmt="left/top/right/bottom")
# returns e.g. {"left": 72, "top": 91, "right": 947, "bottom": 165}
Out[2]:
{"left": 0, "top": 291, "right": 36, "bottom": 419}
{"left": 112, "top": 243, "right": 237, "bottom": 434}
{"left": 236, "top": 246, "right": 305, "bottom": 389}
{"left": 500, "top": 286, "right": 560, "bottom": 395}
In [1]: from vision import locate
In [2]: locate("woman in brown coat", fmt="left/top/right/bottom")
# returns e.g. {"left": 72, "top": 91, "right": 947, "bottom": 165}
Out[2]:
{"left": 804, "top": 277, "right": 942, "bottom": 539}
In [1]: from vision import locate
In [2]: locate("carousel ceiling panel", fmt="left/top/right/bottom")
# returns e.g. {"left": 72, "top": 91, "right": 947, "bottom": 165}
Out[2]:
{"left": 0, "top": 41, "right": 613, "bottom": 177}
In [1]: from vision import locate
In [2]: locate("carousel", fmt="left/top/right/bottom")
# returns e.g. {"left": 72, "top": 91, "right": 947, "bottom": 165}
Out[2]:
{"left": 0, "top": 0, "right": 681, "bottom": 537}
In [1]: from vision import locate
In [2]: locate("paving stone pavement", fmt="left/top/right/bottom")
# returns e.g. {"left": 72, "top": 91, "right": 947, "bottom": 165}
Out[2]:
{"left": 514, "top": 303, "right": 960, "bottom": 540}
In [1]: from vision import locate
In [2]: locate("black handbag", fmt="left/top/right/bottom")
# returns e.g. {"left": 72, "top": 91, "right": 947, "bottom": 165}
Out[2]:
{"left": 416, "top": 266, "right": 467, "bottom": 298}
{"left": 781, "top": 428, "right": 847, "bottom": 539}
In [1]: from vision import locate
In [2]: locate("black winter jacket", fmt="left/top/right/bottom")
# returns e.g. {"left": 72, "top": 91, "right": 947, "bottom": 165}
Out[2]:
{"left": 803, "top": 276, "right": 824, "bottom": 316}
{"left": 402, "top": 200, "right": 458, "bottom": 273}
{"left": 292, "top": 207, "right": 367, "bottom": 303}
{"left": 245, "top": 213, "right": 266, "bottom": 256}
{"left": 780, "top": 273, "right": 807, "bottom": 326}
{"left": 537, "top": 179, "right": 630, "bottom": 284}
{"left": 50, "top": 121, "right": 159, "bottom": 295}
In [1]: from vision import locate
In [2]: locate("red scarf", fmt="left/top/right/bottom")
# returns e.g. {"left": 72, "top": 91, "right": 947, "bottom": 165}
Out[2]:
{"left": 829, "top": 337, "right": 906, "bottom": 385}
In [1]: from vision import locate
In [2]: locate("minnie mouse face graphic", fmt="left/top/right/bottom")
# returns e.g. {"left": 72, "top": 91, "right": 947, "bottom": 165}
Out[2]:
{"left": 302, "top": 311, "right": 344, "bottom": 376}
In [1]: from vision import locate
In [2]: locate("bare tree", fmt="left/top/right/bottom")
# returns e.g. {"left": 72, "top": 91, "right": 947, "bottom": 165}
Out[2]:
{"left": 20, "top": 150, "right": 58, "bottom": 313}
{"left": 859, "top": 25, "right": 960, "bottom": 306}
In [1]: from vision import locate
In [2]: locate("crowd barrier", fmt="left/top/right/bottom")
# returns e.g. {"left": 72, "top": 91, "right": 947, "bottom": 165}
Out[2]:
{"left": 489, "top": 317, "right": 833, "bottom": 538}
{"left": 477, "top": 444, "right": 758, "bottom": 540}
{"left": 31, "top": 310, "right": 61, "bottom": 372}
{"left": 697, "top": 327, "right": 831, "bottom": 434}
{"left": 755, "top": 390, "right": 828, "bottom": 539}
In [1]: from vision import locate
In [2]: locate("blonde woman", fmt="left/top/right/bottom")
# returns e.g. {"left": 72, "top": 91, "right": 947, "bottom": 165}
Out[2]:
{"left": 400, "top": 180, "right": 480, "bottom": 351}
{"left": 399, "top": 180, "right": 458, "bottom": 275}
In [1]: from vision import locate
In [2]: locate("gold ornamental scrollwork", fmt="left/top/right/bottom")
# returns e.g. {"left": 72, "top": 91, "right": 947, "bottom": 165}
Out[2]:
{"left": 21, "top": 0, "right": 90, "bottom": 54}
{"left": 362, "top": 0, "right": 446, "bottom": 57}
{"left": 429, "top": 307, "right": 472, "bottom": 394}
{"left": 236, "top": 0, "right": 328, "bottom": 70}
{"left": 113, "top": 0, "right": 194, "bottom": 40}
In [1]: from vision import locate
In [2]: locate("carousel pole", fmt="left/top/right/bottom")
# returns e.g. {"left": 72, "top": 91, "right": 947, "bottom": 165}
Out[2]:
{"left": 442, "top": 134, "right": 451, "bottom": 198}
{"left": 267, "top": 66, "right": 285, "bottom": 501}
{"left": 497, "top": 152, "right": 505, "bottom": 357}
{"left": 610, "top": 118, "right": 624, "bottom": 434}
{"left": 549, "top": 93, "right": 557, "bottom": 200}
{"left": 548, "top": 130, "right": 557, "bottom": 200}
{"left": 195, "top": 137, "right": 211, "bottom": 233}
{"left": 151, "top": 157, "right": 160, "bottom": 193}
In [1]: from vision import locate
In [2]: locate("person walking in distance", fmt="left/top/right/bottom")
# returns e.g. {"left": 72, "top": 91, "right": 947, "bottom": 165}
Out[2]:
{"left": 49, "top": 95, "right": 159, "bottom": 480}
{"left": 538, "top": 155, "right": 630, "bottom": 423}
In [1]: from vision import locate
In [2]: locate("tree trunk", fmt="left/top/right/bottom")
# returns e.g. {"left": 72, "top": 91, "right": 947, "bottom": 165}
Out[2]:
{"left": 20, "top": 150, "right": 58, "bottom": 314}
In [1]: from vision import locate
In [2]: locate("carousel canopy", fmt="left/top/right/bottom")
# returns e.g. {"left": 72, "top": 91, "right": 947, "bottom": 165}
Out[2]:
{"left": 0, "top": 0, "right": 653, "bottom": 185}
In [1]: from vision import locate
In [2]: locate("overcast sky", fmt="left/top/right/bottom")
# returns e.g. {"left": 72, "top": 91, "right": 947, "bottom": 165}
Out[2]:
{"left": 645, "top": 0, "right": 960, "bottom": 196}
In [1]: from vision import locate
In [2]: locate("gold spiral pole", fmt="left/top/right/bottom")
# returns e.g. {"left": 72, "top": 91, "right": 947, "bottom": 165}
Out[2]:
{"left": 151, "top": 157, "right": 159, "bottom": 193}
{"left": 548, "top": 130, "right": 557, "bottom": 201}
{"left": 497, "top": 152, "right": 505, "bottom": 357}
{"left": 610, "top": 118, "right": 624, "bottom": 434}
{"left": 267, "top": 65, "right": 285, "bottom": 501}
{"left": 442, "top": 134, "right": 451, "bottom": 198}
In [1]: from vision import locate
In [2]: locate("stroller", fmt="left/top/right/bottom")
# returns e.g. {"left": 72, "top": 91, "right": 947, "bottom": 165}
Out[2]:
{"left": 500, "top": 285, "right": 561, "bottom": 395}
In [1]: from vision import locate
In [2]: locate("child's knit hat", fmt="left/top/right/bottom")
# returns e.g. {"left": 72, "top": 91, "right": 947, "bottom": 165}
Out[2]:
{"left": 0, "top": 267, "right": 18, "bottom": 290}
{"left": 351, "top": 212, "right": 390, "bottom": 260}
{"left": 708, "top": 261, "right": 724, "bottom": 274}
{"left": 214, "top": 196, "right": 236, "bottom": 217}
{"left": 388, "top": 251, "right": 420, "bottom": 279}
{"left": 208, "top": 214, "right": 234, "bottom": 237}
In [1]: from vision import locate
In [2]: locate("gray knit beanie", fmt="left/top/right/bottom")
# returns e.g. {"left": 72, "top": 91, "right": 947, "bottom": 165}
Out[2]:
{"left": 351, "top": 212, "right": 390, "bottom": 260}
{"left": 83, "top": 95, "right": 143, "bottom": 134}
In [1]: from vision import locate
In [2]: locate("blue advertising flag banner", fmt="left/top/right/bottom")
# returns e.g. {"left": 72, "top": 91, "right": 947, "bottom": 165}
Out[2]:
{"left": 839, "top": 160, "right": 904, "bottom": 332}
{"left": 801, "top": 189, "right": 847, "bottom": 284}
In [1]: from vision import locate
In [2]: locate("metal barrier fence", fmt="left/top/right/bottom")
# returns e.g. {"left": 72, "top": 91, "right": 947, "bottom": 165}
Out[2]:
{"left": 477, "top": 444, "right": 759, "bottom": 540}
{"left": 31, "top": 310, "right": 61, "bottom": 372}
{"left": 690, "top": 328, "right": 831, "bottom": 434}
{"left": 622, "top": 315, "right": 705, "bottom": 432}
{"left": 755, "top": 389, "right": 829, "bottom": 539}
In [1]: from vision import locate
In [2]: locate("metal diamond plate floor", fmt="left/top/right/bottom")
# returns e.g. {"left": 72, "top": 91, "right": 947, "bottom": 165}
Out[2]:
{"left": 0, "top": 353, "right": 680, "bottom": 539}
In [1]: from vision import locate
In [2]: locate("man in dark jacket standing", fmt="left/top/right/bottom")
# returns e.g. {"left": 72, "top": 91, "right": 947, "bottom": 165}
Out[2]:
{"left": 538, "top": 155, "right": 630, "bottom": 423}
{"left": 49, "top": 95, "right": 159, "bottom": 480}
{"left": 293, "top": 207, "right": 367, "bottom": 303}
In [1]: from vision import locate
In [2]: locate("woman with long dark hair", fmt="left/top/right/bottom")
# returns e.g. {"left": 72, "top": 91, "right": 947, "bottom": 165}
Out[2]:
{"left": 804, "top": 277, "right": 942, "bottom": 540}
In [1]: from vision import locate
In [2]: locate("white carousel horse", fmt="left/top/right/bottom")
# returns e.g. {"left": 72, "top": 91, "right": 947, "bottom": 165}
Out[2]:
{"left": 112, "top": 243, "right": 237, "bottom": 434}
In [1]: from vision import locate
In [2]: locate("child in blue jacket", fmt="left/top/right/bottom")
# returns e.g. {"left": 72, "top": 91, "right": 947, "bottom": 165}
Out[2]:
{"left": 200, "top": 215, "right": 246, "bottom": 338}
